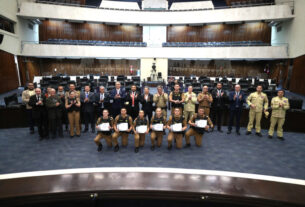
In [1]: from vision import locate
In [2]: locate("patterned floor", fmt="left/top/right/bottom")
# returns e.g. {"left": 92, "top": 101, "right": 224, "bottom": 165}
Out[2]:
{"left": 0, "top": 126, "right": 304, "bottom": 179}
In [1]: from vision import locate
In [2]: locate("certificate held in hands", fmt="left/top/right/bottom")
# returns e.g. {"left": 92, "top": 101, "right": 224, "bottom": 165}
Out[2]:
{"left": 117, "top": 123, "right": 128, "bottom": 131}
{"left": 98, "top": 123, "right": 110, "bottom": 131}
{"left": 171, "top": 123, "right": 182, "bottom": 132}
{"left": 136, "top": 125, "right": 147, "bottom": 134}
{"left": 195, "top": 120, "right": 207, "bottom": 128}
{"left": 152, "top": 123, "right": 163, "bottom": 131}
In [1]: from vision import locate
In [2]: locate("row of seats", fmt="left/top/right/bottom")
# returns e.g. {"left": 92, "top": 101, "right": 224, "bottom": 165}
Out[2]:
{"left": 44, "top": 39, "right": 147, "bottom": 47}
{"left": 163, "top": 41, "right": 270, "bottom": 47}
{"left": 230, "top": 0, "right": 274, "bottom": 8}
{"left": 39, "top": 75, "right": 142, "bottom": 94}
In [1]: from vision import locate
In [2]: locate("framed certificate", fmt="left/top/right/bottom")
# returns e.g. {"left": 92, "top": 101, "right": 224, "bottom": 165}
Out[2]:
{"left": 98, "top": 123, "right": 110, "bottom": 131}
{"left": 152, "top": 124, "right": 163, "bottom": 131}
{"left": 117, "top": 123, "right": 128, "bottom": 131}
{"left": 171, "top": 123, "right": 182, "bottom": 132}
{"left": 195, "top": 120, "right": 207, "bottom": 128}
{"left": 136, "top": 125, "right": 147, "bottom": 134}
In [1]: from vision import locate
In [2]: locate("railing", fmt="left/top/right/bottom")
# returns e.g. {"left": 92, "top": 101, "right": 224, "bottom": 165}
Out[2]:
{"left": 34, "top": 0, "right": 294, "bottom": 12}
{"left": 163, "top": 41, "right": 271, "bottom": 47}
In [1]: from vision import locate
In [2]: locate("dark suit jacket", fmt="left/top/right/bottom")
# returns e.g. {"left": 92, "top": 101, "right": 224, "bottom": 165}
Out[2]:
{"left": 140, "top": 94, "right": 154, "bottom": 114}
{"left": 125, "top": 91, "right": 140, "bottom": 111}
{"left": 80, "top": 92, "right": 95, "bottom": 113}
{"left": 229, "top": 91, "right": 245, "bottom": 110}
{"left": 109, "top": 88, "right": 126, "bottom": 109}
{"left": 95, "top": 92, "right": 110, "bottom": 110}
{"left": 28, "top": 95, "right": 47, "bottom": 119}
{"left": 211, "top": 89, "right": 227, "bottom": 109}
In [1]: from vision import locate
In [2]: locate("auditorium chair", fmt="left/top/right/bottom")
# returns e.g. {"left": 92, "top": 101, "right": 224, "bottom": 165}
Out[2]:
{"left": 289, "top": 98, "right": 303, "bottom": 110}
{"left": 4, "top": 93, "right": 19, "bottom": 107}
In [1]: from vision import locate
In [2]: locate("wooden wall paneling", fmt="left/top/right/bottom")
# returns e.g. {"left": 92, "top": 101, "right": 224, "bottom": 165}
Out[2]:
{"left": 167, "top": 22, "right": 271, "bottom": 43}
{"left": 0, "top": 50, "right": 19, "bottom": 93}
{"left": 39, "top": 20, "right": 143, "bottom": 42}
{"left": 289, "top": 55, "right": 305, "bottom": 95}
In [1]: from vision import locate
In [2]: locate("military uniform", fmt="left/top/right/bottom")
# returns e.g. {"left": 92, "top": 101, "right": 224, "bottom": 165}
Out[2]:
{"left": 133, "top": 117, "right": 149, "bottom": 148}
{"left": 183, "top": 92, "right": 197, "bottom": 122}
{"left": 246, "top": 92, "right": 269, "bottom": 133}
{"left": 197, "top": 92, "right": 213, "bottom": 116}
{"left": 167, "top": 115, "right": 187, "bottom": 149}
{"left": 94, "top": 116, "right": 114, "bottom": 147}
{"left": 150, "top": 115, "right": 167, "bottom": 147}
{"left": 268, "top": 96, "right": 290, "bottom": 138}
{"left": 46, "top": 95, "right": 63, "bottom": 138}
{"left": 169, "top": 91, "right": 184, "bottom": 115}
{"left": 112, "top": 114, "right": 133, "bottom": 147}
{"left": 22, "top": 89, "right": 36, "bottom": 133}
{"left": 185, "top": 113, "right": 213, "bottom": 146}
{"left": 153, "top": 93, "right": 168, "bottom": 118}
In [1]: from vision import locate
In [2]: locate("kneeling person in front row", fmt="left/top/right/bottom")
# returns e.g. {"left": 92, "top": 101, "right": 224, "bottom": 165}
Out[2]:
{"left": 133, "top": 110, "right": 149, "bottom": 153}
{"left": 150, "top": 107, "right": 167, "bottom": 150}
{"left": 94, "top": 109, "right": 114, "bottom": 152}
{"left": 112, "top": 108, "right": 133, "bottom": 152}
{"left": 185, "top": 107, "right": 213, "bottom": 147}
{"left": 167, "top": 108, "right": 187, "bottom": 150}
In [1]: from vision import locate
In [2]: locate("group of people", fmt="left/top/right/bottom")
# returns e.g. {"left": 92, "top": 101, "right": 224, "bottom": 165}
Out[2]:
{"left": 22, "top": 80, "right": 290, "bottom": 153}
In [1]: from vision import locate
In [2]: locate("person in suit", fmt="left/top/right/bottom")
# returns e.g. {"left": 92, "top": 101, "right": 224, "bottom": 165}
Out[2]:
{"left": 46, "top": 89, "right": 63, "bottom": 138}
{"left": 125, "top": 85, "right": 140, "bottom": 120}
{"left": 211, "top": 83, "right": 227, "bottom": 132}
{"left": 140, "top": 86, "right": 153, "bottom": 124}
{"left": 28, "top": 88, "right": 48, "bottom": 140}
{"left": 80, "top": 85, "right": 96, "bottom": 133}
{"left": 22, "top": 82, "right": 36, "bottom": 134}
{"left": 227, "top": 84, "right": 245, "bottom": 135}
{"left": 109, "top": 82, "right": 126, "bottom": 119}
{"left": 95, "top": 86, "right": 109, "bottom": 117}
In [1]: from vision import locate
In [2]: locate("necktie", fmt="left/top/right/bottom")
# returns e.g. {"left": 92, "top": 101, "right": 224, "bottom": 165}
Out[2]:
{"left": 235, "top": 92, "right": 239, "bottom": 108}
{"left": 101, "top": 94, "right": 104, "bottom": 108}
{"left": 132, "top": 92, "right": 135, "bottom": 106}
{"left": 85, "top": 92, "right": 88, "bottom": 99}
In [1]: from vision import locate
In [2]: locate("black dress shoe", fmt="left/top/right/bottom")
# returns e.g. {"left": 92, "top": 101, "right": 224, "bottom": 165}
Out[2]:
{"left": 268, "top": 135, "right": 273, "bottom": 139}
{"left": 246, "top": 131, "right": 251, "bottom": 135}
{"left": 218, "top": 129, "right": 223, "bottom": 133}
{"left": 92, "top": 129, "right": 95, "bottom": 133}
{"left": 151, "top": 146, "right": 155, "bottom": 151}
{"left": 236, "top": 131, "right": 241, "bottom": 136}
{"left": 39, "top": 136, "right": 43, "bottom": 141}
{"left": 227, "top": 130, "right": 231, "bottom": 134}
{"left": 59, "top": 134, "right": 64, "bottom": 138}
{"left": 255, "top": 132, "right": 262, "bottom": 137}
{"left": 30, "top": 130, "right": 35, "bottom": 134}
{"left": 82, "top": 129, "right": 88, "bottom": 133}
{"left": 135, "top": 147, "right": 139, "bottom": 153}
{"left": 277, "top": 136, "right": 285, "bottom": 141}
{"left": 70, "top": 135, "right": 74, "bottom": 138}
{"left": 76, "top": 134, "right": 80, "bottom": 137}
{"left": 114, "top": 145, "right": 119, "bottom": 152}
{"left": 97, "top": 143, "right": 103, "bottom": 152}
{"left": 184, "top": 143, "right": 191, "bottom": 148}
{"left": 167, "top": 145, "right": 172, "bottom": 150}
{"left": 51, "top": 135, "right": 56, "bottom": 139}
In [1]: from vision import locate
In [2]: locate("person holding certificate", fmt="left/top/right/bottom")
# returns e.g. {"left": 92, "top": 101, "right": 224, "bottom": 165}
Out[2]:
{"left": 94, "top": 109, "right": 114, "bottom": 152}
{"left": 150, "top": 108, "right": 167, "bottom": 150}
{"left": 112, "top": 108, "right": 133, "bottom": 152}
{"left": 166, "top": 108, "right": 187, "bottom": 150}
{"left": 133, "top": 110, "right": 149, "bottom": 153}
{"left": 185, "top": 107, "right": 213, "bottom": 147}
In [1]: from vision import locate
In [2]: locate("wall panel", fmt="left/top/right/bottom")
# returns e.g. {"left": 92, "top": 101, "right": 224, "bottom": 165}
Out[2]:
{"left": 39, "top": 20, "right": 143, "bottom": 42}
{"left": 167, "top": 22, "right": 271, "bottom": 43}
{"left": 290, "top": 55, "right": 305, "bottom": 95}
{"left": 0, "top": 50, "right": 19, "bottom": 93}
